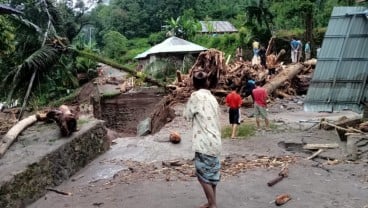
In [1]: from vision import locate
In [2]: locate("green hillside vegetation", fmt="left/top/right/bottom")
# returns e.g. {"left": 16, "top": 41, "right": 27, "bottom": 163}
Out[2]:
{"left": 0, "top": 0, "right": 366, "bottom": 109}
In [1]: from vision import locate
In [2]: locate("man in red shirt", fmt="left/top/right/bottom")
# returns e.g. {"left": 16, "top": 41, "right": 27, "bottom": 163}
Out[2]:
{"left": 252, "top": 81, "right": 270, "bottom": 130}
{"left": 225, "top": 86, "right": 243, "bottom": 139}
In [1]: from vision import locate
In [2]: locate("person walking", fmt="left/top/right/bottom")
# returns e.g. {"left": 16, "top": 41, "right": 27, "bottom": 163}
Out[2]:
{"left": 252, "top": 81, "right": 270, "bottom": 130}
{"left": 225, "top": 85, "right": 243, "bottom": 139}
{"left": 304, "top": 41, "right": 311, "bottom": 61}
{"left": 183, "top": 71, "right": 222, "bottom": 208}
{"left": 290, "top": 37, "right": 299, "bottom": 63}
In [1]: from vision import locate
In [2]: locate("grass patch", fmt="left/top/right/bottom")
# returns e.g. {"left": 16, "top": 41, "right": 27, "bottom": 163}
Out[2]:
{"left": 222, "top": 121, "right": 278, "bottom": 139}
{"left": 48, "top": 89, "right": 80, "bottom": 107}
{"left": 101, "top": 91, "right": 121, "bottom": 99}
{"left": 222, "top": 123, "right": 257, "bottom": 139}
{"left": 77, "top": 118, "right": 89, "bottom": 126}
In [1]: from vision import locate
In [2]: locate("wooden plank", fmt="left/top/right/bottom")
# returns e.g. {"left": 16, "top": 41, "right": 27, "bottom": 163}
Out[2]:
{"left": 307, "top": 149, "right": 324, "bottom": 160}
{"left": 303, "top": 143, "right": 339, "bottom": 150}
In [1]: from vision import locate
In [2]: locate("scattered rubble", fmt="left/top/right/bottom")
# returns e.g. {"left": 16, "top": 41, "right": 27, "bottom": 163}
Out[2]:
{"left": 101, "top": 155, "right": 298, "bottom": 185}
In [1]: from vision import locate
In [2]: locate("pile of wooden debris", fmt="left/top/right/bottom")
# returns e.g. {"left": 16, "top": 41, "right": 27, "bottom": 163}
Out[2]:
{"left": 167, "top": 48, "right": 316, "bottom": 104}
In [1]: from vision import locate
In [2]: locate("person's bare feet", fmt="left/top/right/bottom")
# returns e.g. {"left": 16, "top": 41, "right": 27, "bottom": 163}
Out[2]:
{"left": 199, "top": 203, "right": 209, "bottom": 208}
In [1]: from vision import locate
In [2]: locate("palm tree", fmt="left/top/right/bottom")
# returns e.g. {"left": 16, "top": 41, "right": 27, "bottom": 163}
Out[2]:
{"left": 1, "top": 1, "right": 163, "bottom": 119}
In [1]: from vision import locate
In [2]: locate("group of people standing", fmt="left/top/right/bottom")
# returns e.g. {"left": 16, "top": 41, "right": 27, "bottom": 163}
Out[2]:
{"left": 225, "top": 78, "right": 270, "bottom": 139}
{"left": 251, "top": 39, "right": 267, "bottom": 69}
{"left": 290, "top": 37, "right": 311, "bottom": 63}
{"left": 252, "top": 37, "right": 312, "bottom": 66}
{"left": 183, "top": 71, "right": 269, "bottom": 208}
{"left": 183, "top": 37, "right": 312, "bottom": 207}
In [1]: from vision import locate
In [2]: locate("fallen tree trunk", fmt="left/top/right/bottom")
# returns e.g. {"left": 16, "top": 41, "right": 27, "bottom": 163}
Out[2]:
{"left": 263, "top": 63, "right": 304, "bottom": 95}
{"left": 0, "top": 114, "right": 37, "bottom": 158}
{"left": 304, "top": 58, "right": 317, "bottom": 66}
{"left": 74, "top": 49, "right": 164, "bottom": 87}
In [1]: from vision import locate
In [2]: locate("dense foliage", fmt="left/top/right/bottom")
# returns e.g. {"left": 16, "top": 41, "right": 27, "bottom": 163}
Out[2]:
{"left": 0, "top": 0, "right": 366, "bottom": 107}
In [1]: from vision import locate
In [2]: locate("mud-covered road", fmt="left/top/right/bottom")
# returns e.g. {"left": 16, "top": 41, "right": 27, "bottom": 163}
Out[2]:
{"left": 29, "top": 98, "right": 368, "bottom": 208}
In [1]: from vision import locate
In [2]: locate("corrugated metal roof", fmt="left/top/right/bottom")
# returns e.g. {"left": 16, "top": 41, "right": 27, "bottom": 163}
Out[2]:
{"left": 199, "top": 21, "right": 238, "bottom": 33}
{"left": 134, "top": 36, "right": 207, "bottom": 59}
{"left": 304, "top": 7, "right": 368, "bottom": 113}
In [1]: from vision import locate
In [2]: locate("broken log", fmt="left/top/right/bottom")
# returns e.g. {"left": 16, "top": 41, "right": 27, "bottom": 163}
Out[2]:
{"left": 263, "top": 63, "right": 304, "bottom": 95}
{"left": 306, "top": 149, "right": 324, "bottom": 160}
{"left": 266, "top": 36, "right": 275, "bottom": 56}
{"left": 293, "top": 74, "right": 312, "bottom": 94}
{"left": 303, "top": 58, "right": 317, "bottom": 66}
{"left": 275, "top": 49, "right": 286, "bottom": 63}
{"left": 275, "top": 89, "right": 291, "bottom": 99}
{"left": 0, "top": 115, "right": 38, "bottom": 158}
{"left": 189, "top": 49, "right": 226, "bottom": 88}
{"left": 176, "top": 70, "right": 182, "bottom": 83}
{"left": 303, "top": 143, "right": 339, "bottom": 150}
{"left": 46, "top": 188, "right": 72, "bottom": 196}
{"left": 267, "top": 166, "right": 288, "bottom": 187}
{"left": 321, "top": 121, "right": 364, "bottom": 134}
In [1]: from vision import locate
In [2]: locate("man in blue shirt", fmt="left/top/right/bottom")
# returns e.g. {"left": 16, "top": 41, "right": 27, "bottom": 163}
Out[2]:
{"left": 290, "top": 37, "right": 299, "bottom": 63}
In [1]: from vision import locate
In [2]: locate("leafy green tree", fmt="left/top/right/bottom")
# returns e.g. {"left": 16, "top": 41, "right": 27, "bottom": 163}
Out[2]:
{"left": 0, "top": 0, "right": 102, "bottom": 116}
{"left": 102, "top": 31, "right": 128, "bottom": 61}
{"left": 148, "top": 31, "right": 166, "bottom": 45}
{"left": 164, "top": 10, "right": 200, "bottom": 40}
{"left": 244, "top": 0, "right": 273, "bottom": 36}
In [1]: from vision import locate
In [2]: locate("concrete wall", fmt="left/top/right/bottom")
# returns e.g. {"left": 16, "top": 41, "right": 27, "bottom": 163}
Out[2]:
{"left": 0, "top": 120, "right": 109, "bottom": 208}
{"left": 93, "top": 88, "right": 164, "bottom": 136}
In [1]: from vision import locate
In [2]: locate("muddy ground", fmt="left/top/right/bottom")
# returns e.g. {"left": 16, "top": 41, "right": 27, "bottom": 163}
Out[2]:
{"left": 27, "top": 96, "right": 368, "bottom": 208}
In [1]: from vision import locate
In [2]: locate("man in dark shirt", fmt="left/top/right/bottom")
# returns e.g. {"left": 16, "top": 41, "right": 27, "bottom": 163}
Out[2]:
{"left": 258, "top": 46, "right": 267, "bottom": 69}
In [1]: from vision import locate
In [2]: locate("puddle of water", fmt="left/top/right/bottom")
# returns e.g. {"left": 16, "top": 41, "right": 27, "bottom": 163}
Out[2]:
{"left": 277, "top": 141, "right": 311, "bottom": 153}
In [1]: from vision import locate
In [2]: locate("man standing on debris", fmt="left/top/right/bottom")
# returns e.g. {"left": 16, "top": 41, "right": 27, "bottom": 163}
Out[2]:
{"left": 304, "top": 41, "right": 311, "bottom": 61}
{"left": 252, "top": 81, "right": 270, "bottom": 130}
{"left": 258, "top": 45, "right": 267, "bottom": 69}
{"left": 226, "top": 85, "right": 243, "bottom": 139}
{"left": 297, "top": 39, "right": 303, "bottom": 62}
{"left": 244, "top": 76, "right": 256, "bottom": 102}
{"left": 290, "top": 37, "right": 299, "bottom": 63}
{"left": 252, "top": 39, "right": 260, "bottom": 65}
{"left": 183, "top": 71, "right": 222, "bottom": 208}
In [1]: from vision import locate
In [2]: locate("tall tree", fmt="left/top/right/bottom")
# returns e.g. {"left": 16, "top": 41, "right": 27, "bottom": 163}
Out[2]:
{"left": 244, "top": 0, "right": 273, "bottom": 33}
